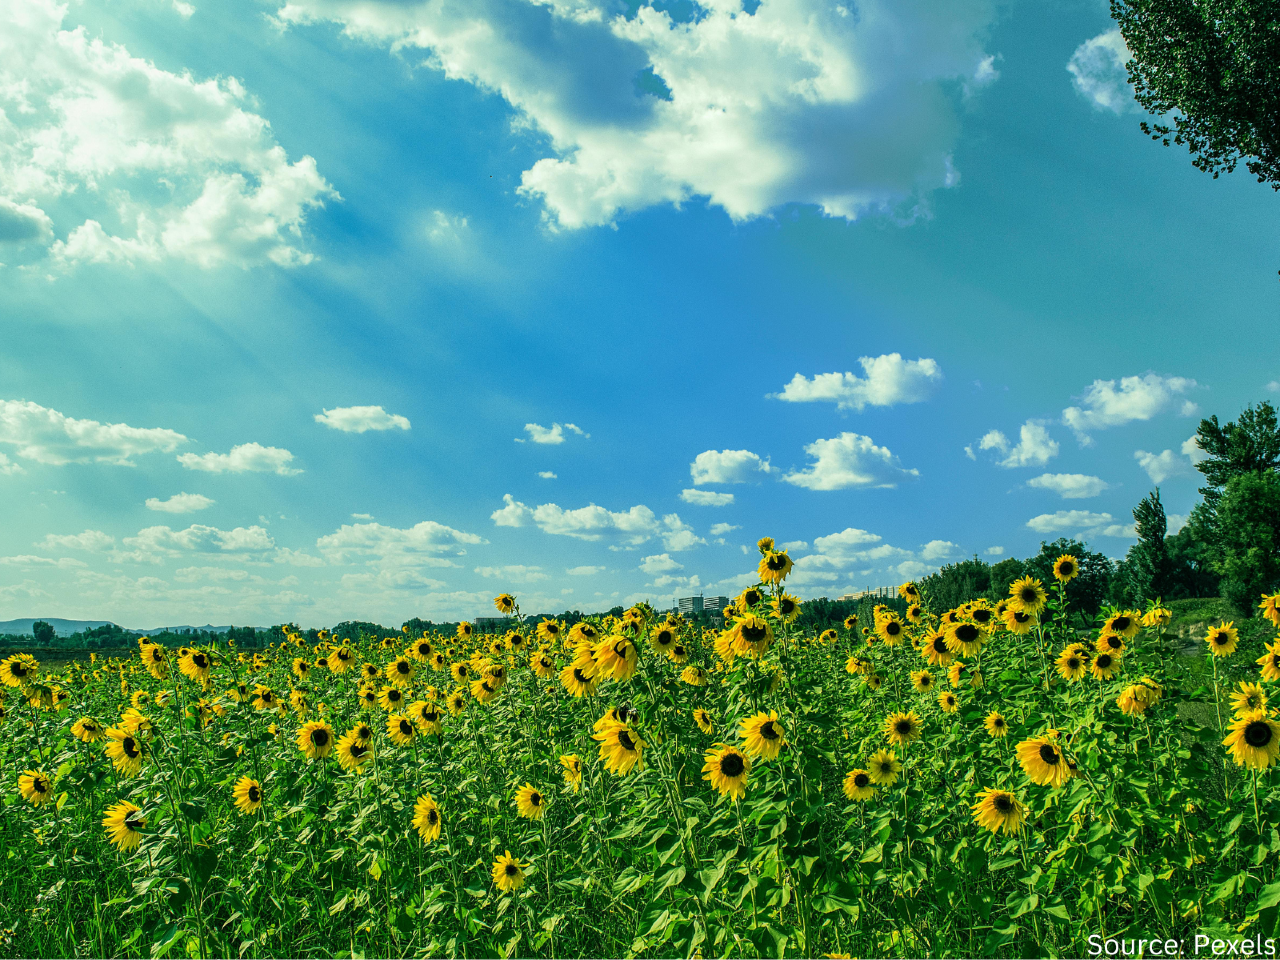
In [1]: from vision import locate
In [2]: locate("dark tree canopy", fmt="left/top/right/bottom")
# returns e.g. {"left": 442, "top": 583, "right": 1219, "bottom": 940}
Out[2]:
{"left": 1112, "top": 0, "right": 1280, "bottom": 188}
{"left": 1194, "top": 401, "right": 1280, "bottom": 506}
{"left": 1120, "top": 488, "right": 1177, "bottom": 602}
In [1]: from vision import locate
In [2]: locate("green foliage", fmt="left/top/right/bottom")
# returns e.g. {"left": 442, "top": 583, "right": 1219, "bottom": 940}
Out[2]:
{"left": 918, "top": 557, "right": 995, "bottom": 612}
{"left": 31, "top": 620, "right": 55, "bottom": 646}
{"left": 1215, "top": 469, "right": 1280, "bottom": 614}
{"left": 794, "top": 597, "right": 862, "bottom": 633}
{"left": 1114, "top": 488, "right": 1176, "bottom": 605}
{"left": 1112, "top": 0, "right": 1280, "bottom": 189}
{"left": 1023, "top": 538, "right": 1114, "bottom": 617}
{"left": 1194, "top": 401, "right": 1280, "bottom": 508}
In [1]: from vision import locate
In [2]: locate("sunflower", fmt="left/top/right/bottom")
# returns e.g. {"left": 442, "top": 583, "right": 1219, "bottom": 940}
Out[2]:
{"left": 1260, "top": 593, "right": 1280, "bottom": 627}
{"left": 669, "top": 642, "right": 690, "bottom": 664}
{"left": 739, "top": 711, "right": 786, "bottom": 760}
{"left": 1142, "top": 606, "right": 1172, "bottom": 628}
{"left": 537, "top": 619, "right": 563, "bottom": 643}
{"left": 1091, "top": 652, "right": 1120, "bottom": 681}
{"left": 938, "top": 691, "right": 959, "bottom": 714}
{"left": 446, "top": 690, "right": 467, "bottom": 716}
{"left": 329, "top": 645, "right": 354, "bottom": 673}
{"left": 386, "top": 714, "right": 417, "bottom": 746}
{"left": 867, "top": 749, "right": 901, "bottom": 785}
{"left": 1009, "top": 576, "right": 1047, "bottom": 616}
{"left": 967, "top": 602, "right": 997, "bottom": 629}
{"left": 1257, "top": 643, "right": 1280, "bottom": 682}
{"left": 1230, "top": 682, "right": 1268, "bottom": 716}
{"left": 842, "top": 769, "right": 876, "bottom": 801}
{"left": 681, "top": 666, "right": 707, "bottom": 687}
{"left": 103, "top": 801, "right": 146, "bottom": 852}
{"left": 105, "top": 727, "right": 145, "bottom": 776}
{"left": 1096, "top": 632, "right": 1125, "bottom": 656}
{"left": 1207, "top": 621, "right": 1239, "bottom": 657}
{"left": 1117, "top": 683, "right": 1155, "bottom": 716}
{"left": 984, "top": 711, "right": 1009, "bottom": 738}
{"left": 0, "top": 653, "right": 38, "bottom": 688}
{"left": 139, "top": 643, "right": 169, "bottom": 680}
{"left": 1102, "top": 611, "right": 1141, "bottom": 640}
{"left": 252, "top": 685, "right": 278, "bottom": 712}
{"left": 18, "top": 770, "right": 52, "bottom": 806}
{"left": 843, "top": 614, "right": 859, "bottom": 632}
{"left": 1055, "top": 647, "right": 1089, "bottom": 682}
{"left": 492, "top": 851, "right": 526, "bottom": 893}
{"left": 945, "top": 622, "right": 985, "bottom": 658}
{"left": 493, "top": 593, "right": 516, "bottom": 614}
{"left": 650, "top": 625, "right": 677, "bottom": 655}
{"left": 875, "top": 615, "right": 907, "bottom": 647}
{"left": 732, "top": 614, "right": 775, "bottom": 659}
{"left": 594, "top": 722, "right": 645, "bottom": 776}
{"left": 232, "top": 776, "right": 263, "bottom": 815}
{"left": 771, "top": 593, "right": 801, "bottom": 623}
{"left": 595, "top": 636, "right": 638, "bottom": 682}
{"left": 865, "top": 673, "right": 883, "bottom": 692}
{"left": 757, "top": 550, "right": 793, "bottom": 584}
{"left": 971, "top": 788, "right": 1025, "bottom": 835}
{"left": 297, "top": 721, "right": 334, "bottom": 760}
{"left": 1052, "top": 555, "right": 1079, "bottom": 583}
{"left": 386, "top": 657, "right": 416, "bottom": 687}
{"left": 694, "top": 708, "right": 714, "bottom": 734}
{"left": 739, "top": 586, "right": 764, "bottom": 609}
{"left": 910, "top": 669, "right": 935, "bottom": 693}
{"left": 72, "top": 716, "right": 105, "bottom": 743}
{"left": 918, "top": 632, "right": 952, "bottom": 668}
{"left": 335, "top": 729, "right": 372, "bottom": 772}
{"left": 515, "top": 783, "right": 546, "bottom": 819}
{"left": 899, "top": 582, "right": 920, "bottom": 602}
{"left": 411, "top": 701, "right": 444, "bottom": 735}
{"left": 883, "top": 711, "right": 922, "bottom": 747}
{"left": 178, "top": 648, "right": 213, "bottom": 684}
{"left": 1016, "top": 734, "right": 1074, "bottom": 788}
{"left": 361, "top": 662, "right": 381, "bottom": 681}
{"left": 449, "top": 662, "right": 471, "bottom": 685}
{"left": 471, "top": 677, "right": 499, "bottom": 704}
{"left": 1224, "top": 710, "right": 1280, "bottom": 769}
{"left": 457, "top": 622, "right": 474, "bottom": 640}
{"left": 702, "top": 743, "right": 751, "bottom": 800}
{"left": 817, "top": 628, "right": 838, "bottom": 645}
{"left": 1003, "top": 608, "right": 1037, "bottom": 636}
{"left": 378, "top": 686, "right": 406, "bottom": 711}
{"left": 560, "top": 754, "right": 582, "bottom": 791}
{"left": 413, "top": 794, "right": 442, "bottom": 842}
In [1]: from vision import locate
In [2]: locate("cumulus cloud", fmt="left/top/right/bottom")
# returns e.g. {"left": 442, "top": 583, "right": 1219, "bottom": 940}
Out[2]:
{"left": 490, "top": 494, "right": 702, "bottom": 550}
{"left": 710, "top": 523, "right": 740, "bottom": 536}
{"left": 920, "top": 540, "right": 956, "bottom": 561}
{"left": 474, "top": 564, "right": 549, "bottom": 582}
{"left": 145, "top": 492, "right": 215, "bottom": 513}
{"left": 1067, "top": 29, "right": 1136, "bottom": 114}
{"left": 984, "top": 546, "right": 1004, "bottom": 556}
{"left": 315, "top": 406, "right": 410, "bottom": 433}
{"left": 38, "top": 529, "right": 116, "bottom": 552}
{"left": 341, "top": 569, "right": 448, "bottom": 592}
{"left": 0, "top": 554, "right": 86, "bottom": 568}
{"left": 317, "top": 519, "right": 483, "bottom": 563}
{"left": 971, "top": 421, "right": 1059, "bottom": 468}
{"left": 0, "top": 0, "right": 336, "bottom": 270}
{"left": 1026, "top": 510, "right": 1134, "bottom": 538}
{"left": 0, "top": 399, "right": 188, "bottom": 466}
{"left": 1182, "top": 435, "right": 1209, "bottom": 465}
{"left": 773, "top": 354, "right": 942, "bottom": 412}
{"left": 0, "top": 453, "right": 22, "bottom": 475}
{"left": 178, "top": 442, "right": 301, "bottom": 475}
{"left": 640, "top": 553, "right": 682, "bottom": 574}
{"left": 783, "top": 433, "right": 918, "bottom": 490}
{"left": 517, "top": 422, "right": 588, "bottom": 444}
{"left": 116, "top": 523, "right": 276, "bottom": 563}
{"left": 680, "top": 488, "right": 734, "bottom": 506}
{"left": 1062, "top": 374, "right": 1197, "bottom": 444}
{"left": 1026, "top": 473, "right": 1109, "bottom": 499}
{"left": 272, "top": 0, "right": 999, "bottom": 229}
{"left": 787, "top": 525, "right": 914, "bottom": 586}
{"left": 1134, "top": 449, "right": 1189, "bottom": 484}
{"left": 690, "top": 449, "right": 773, "bottom": 485}
{"left": 567, "top": 565, "right": 604, "bottom": 575}
{"left": 538, "top": 471, "right": 557, "bottom": 479}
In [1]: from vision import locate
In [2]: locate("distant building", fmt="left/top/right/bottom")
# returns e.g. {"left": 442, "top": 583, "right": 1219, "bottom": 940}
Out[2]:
{"left": 678, "top": 595, "right": 729, "bottom": 615}
{"left": 838, "top": 587, "right": 894, "bottom": 602}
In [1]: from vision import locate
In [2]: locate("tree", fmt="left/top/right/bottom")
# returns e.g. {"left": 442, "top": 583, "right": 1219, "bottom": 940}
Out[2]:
{"left": 1120, "top": 488, "right": 1176, "bottom": 602}
{"left": 1112, "top": 0, "right": 1280, "bottom": 189}
{"left": 918, "top": 558, "right": 992, "bottom": 613}
{"left": 31, "top": 620, "right": 55, "bottom": 646}
{"left": 1215, "top": 470, "right": 1280, "bottom": 614}
{"left": 1166, "top": 503, "right": 1222, "bottom": 597}
{"left": 1194, "top": 401, "right": 1280, "bottom": 510}
{"left": 1024, "top": 539, "right": 1115, "bottom": 618}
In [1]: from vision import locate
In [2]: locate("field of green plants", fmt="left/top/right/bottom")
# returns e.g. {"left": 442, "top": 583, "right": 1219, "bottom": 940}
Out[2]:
{"left": 3, "top": 540, "right": 1280, "bottom": 959}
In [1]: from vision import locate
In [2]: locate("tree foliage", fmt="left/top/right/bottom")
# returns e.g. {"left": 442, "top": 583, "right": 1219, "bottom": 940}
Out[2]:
{"left": 1024, "top": 539, "right": 1115, "bottom": 618}
{"left": 1113, "top": 0, "right": 1280, "bottom": 188}
{"left": 1216, "top": 469, "right": 1280, "bottom": 613}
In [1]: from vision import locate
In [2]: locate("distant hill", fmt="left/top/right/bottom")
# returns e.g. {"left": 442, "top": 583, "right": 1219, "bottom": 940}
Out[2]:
{"left": 0, "top": 618, "right": 119, "bottom": 637}
{"left": 132, "top": 625, "right": 251, "bottom": 635}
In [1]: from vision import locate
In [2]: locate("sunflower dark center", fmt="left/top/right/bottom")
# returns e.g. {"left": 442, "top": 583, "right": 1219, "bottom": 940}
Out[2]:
{"left": 994, "top": 794, "right": 1013, "bottom": 813}
{"left": 885, "top": 621, "right": 901, "bottom": 636}
{"left": 853, "top": 772, "right": 870, "bottom": 788}
{"left": 1067, "top": 657, "right": 1080, "bottom": 670}
{"left": 742, "top": 625, "right": 767, "bottom": 643}
{"left": 993, "top": 717, "right": 1005, "bottom": 727}
{"left": 397, "top": 662, "right": 410, "bottom": 674}
{"left": 1020, "top": 588, "right": 1038, "bottom": 602}
{"left": 932, "top": 638, "right": 948, "bottom": 653}
{"left": 248, "top": 786, "right": 261, "bottom": 802}
{"left": 1038, "top": 744, "right": 1059, "bottom": 764}
{"left": 312, "top": 729, "right": 330, "bottom": 747}
{"left": 767, "top": 555, "right": 786, "bottom": 571}
{"left": 1096, "top": 654, "right": 1112, "bottom": 669}
{"left": 123, "top": 738, "right": 140, "bottom": 758}
{"left": 530, "top": 792, "right": 542, "bottom": 805}
{"left": 972, "top": 609, "right": 993, "bottom": 624}
{"left": 719, "top": 753, "right": 745, "bottom": 777}
{"left": 780, "top": 599, "right": 795, "bottom": 614}
{"left": 956, "top": 624, "right": 979, "bottom": 642}
{"left": 399, "top": 720, "right": 413, "bottom": 735}
{"left": 193, "top": 654, "right": 208, "bottom": 668}
{"left": 505, "top": 863, "right": 518, "bottom": 876}
{"left": 427, "top": 809, "right": 438, "bottom": 824}
{"left": 761, "top": 721, "right": 780, "bottom": 740}
{"left": 1245, "top": 721, "right": 1273, "bottom": 748}
{"left": 617, "top": 731, "right": 636, "bottom": 751}
{"left": 351, "top": 743, "right": 368, "bottom": 757}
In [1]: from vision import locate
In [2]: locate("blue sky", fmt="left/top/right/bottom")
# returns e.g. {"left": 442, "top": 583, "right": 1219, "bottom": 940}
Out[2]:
{"left": 0, "top": 0, "right": 1275, "bottom": 628}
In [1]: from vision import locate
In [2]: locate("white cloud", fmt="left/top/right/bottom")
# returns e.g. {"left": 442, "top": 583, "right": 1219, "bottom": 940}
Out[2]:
{"left": 426, "top": 209, "right": 468, "bottom": 244}
{"left": 1026, "top": 473, "right": 1109, "bottom": 499}
{"left": 773, "top": 354, "right": 942, "bottom": 412}
{"left": 489, "top": 494, "right": 701, "bottom": 550}
{"left": 690, "top": 449, "right": 773, "bottom": 485}
{"left": 896, "top": 560, "right": 931, "bottom": 579}
{"left": 317, "top": 520, "right": 483, "bottom": 563}
{"left": 1167, "top": 513, "right": 1188, "bottom": 535}
{"left": 680, "top": 488, "right": 734, "bottom": 506}
{"left": 1067, "top": 29, "right": 1136, "bottom": 114}
{"left": 1134, "top": 449, "right": 1188, "bottom": 484}
{"left": 0, "top": 453, "right": 24, "bottom": 475}
{"left": 710, "top": 523, "right": 740, "bottom": 537}
{"left": 1062, "top": 374, "right": 1197, "bottom": 443}
{"left": 566, "top": 565, "right": 604, "bottom": 575}
{"left": 640, "top": 553, "right": 682, "bottom": 574}
{"left": 0, "top": 554, "right": 86, "bottom": 568}
{"left": 1025, "top": 510, "right": 1134, "bottom": 538}
{"left": 145, "top": 492, "right": 215, "bottom": 513}
{"left": 976, "top": 421, "right": 1059, "bottom": 468}
{"left": 0, "top": 399, "right": 188, "bottom": 466}
{"left": 351, "top": 513, "right": 374, "bottom": 521}
{"left": 177, "top": 442, "right": 301, "bottom": 475}
{"left": 38, "top": 529, "right": 115, "bottom": 552}
{"left": 1182, "top": 435, "right": 1209, "bottom": 465}
{"left": 1, "top": 0, "right": 336, "bottom": 270}
{"left": 0, "top": 198, "right": 54, "bottom": 244}
{"left": 315, "top": 406, "right": 410, "bottom": 433}
{"left": 1267, "top": 381, "right": 1279, "bottom": 393}
{"left": 782, "top": 432, "right": 918, "bottom": 490}
{"left": 779, "top": 540, "right": 808, "bottom": 552}
{"left": 517, "top": 422, "right": 588, "bottom": 444}
{"left": 274, "top": 0, "right": 999, "bottom": 229}
{"left": 340, "top": 570, "right": 448, "bottom": 592}
{"left": 116, "top": 524, "right": 276, "bottom": 563}
{"left": 538, "top": 471, "right": 558, "bottom": 479}
{"left": 984, "top": 546, "right": 1004, "bottom": 556}
{"left": 1180, "top": 400, "right": 1199, "bottom": 417}
{"left": 474, "top": 564, "right": 550, "bottom": 583}
{"left": 920, "top": 540, "right": 956, "bottom": 561}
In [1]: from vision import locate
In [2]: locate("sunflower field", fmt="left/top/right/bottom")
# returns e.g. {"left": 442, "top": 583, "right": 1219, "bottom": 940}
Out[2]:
{"left": 3, "top": 539, "right": 1280, "bottom": 959}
